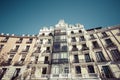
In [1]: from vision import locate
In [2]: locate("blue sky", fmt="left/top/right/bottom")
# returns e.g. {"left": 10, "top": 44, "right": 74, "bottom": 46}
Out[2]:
{"left": 0, "top": 0, "right": 120, "bottom": 35}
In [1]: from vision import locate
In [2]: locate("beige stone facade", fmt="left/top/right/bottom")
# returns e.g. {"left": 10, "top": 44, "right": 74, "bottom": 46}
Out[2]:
{"left": 0, "top": 20, "right": 120, "bottom": 80}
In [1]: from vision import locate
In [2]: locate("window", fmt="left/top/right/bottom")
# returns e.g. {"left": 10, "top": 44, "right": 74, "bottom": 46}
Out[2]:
{"left": 0, "top": 68, "right": 7, "bottom": 80}
{"left": 0, "top": 44, "right": 4, "bottom": 50}
{"left": 82, "top": 44, "right": 89, "bottom": 50}
{"left": 102, "top": 66, "right": 113, "bottom": 78}
{"left": 72, "top": 45, "right": 78, "bottom": 51}
{"left": 54, "top": 36, "right": 60, "bottom": 42}
{"left": 61, "top": 36, "right": 66, "bottom": 41}
{"left": 110, "top": 49, "right": 120, "bottom": 61}
{"left": 90, "top": 34, "right": 95, "bottom": 39}
{"left": 26, "top": 46, "right": 30, "bottom": 51}
{"left": 64, "top": 67, "right": 69, "bottom": 73}
{"left": 44, "top": 56, "right": 49, "bottom": 64}
{"left": 53, "top": 54, "right": 59, "bottom": 59}
{"left": 85, "top": 54, "right": 91, "bottom": 62}
{"left": 48, "top": 39, "right": 51, "bottom": 44}
{"left": 1, "top": 37, "right": 9, "bottom": 42}
{"left": 105, "top": 39, "right": 113, "bottom": 45}
{"left": 61, "top": 43, "right": 67, "bottom": 51}
{"left": 11, "top": 45, "right": 19, "bottom": 52}
{"left": 11, "top": 68, "right": 21, "bottom": 79}
{"left": 79, "top": 30, "right": 82, "bottom": 33}
{"left": 102, "top": 32, "right": 108, "bottom": 37}
{"left": 61, "top": 53, "right": 68, "bottom": 58}
{"left": 53, "top": 43, "right": 60, "bottom": 51}
{"left": 74, "top": 55, "right": 79, "bottom": 63}
{"left": 80, "top": 36, "right": 85, "bottom": 41}
{"left": 52, "top": 66, "right": 59, "bottom": 74}
{"left": 49, "top": 33, "right": 52, "bottom": 36}
{"left": 46, "top": 47, "right": 50, "bottom": 53}
{"left": 42, "top": 67, "right": 47, "bottom": 74}
{"left": 16, "top": 38, "right": 23, "bottom": 43}
{"left": 26, "top": 38, "right": 33, "bottom": 43}
{"left": 96, "top": 51, "right": 106, "bottom": 62}
{"left": 53, "top": 53, "right": 68, "bottom": 59}
{"left": 75, "top": 66, "right": 81, "bottom": 74}
{"left": 22, "top": 46, "right": 30, "bottom": 52}
{"left": 71, "top": 31, "right": 74, "bottom": 34}
{"left": 55, "top": 30, "right": 60, "bottom": 35}
{"left": 7, "top": 58, "right": 12, "bottom": 64}
{"left": 88, "top": 65, "right": 95, "bottom": 73}
{"left": 40, "top": 39, "right": 43, "bottom": 44}
{"left": 71, "top": 37, "right": 76, "bottom": 42}
{"left": 92, "top": 41, "right": 100, "bottom": 48}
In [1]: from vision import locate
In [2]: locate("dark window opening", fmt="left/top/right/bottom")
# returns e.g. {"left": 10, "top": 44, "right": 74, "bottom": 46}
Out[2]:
{"left": 71, "top": 31, "right": 74, "bottom": 34}
{"left": 74, "top": 55, "right": 79, "bottom": 63}
{"left": 96, "top": 51, "right": 106, "bottom": 62}
{"left": 79, "top": 30, "right": 82, "bottom": 33}
{"left": 42, "top": 67, "right": 47, "bottom": 74}
{"left": 92, "top": 41, "right": 100, "bottom": 48}
{"left": 75, "top": 66, "right": 81, "bottom": 74}
{"left": 88, "top": 65, "right": 95, "bottom": 73}
{"left": 85, "top": 54, "right": 91, "bottom": 62}
{"left": 111, "top": 49, "right": 120, "bottom": 61}
{"left": 102, "top": 66, "right": 113, "bottom": 78}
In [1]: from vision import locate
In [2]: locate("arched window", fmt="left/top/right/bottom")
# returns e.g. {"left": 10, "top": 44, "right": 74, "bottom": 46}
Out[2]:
{"left": 79, "top": 30, "right": 82, "bottom": 33}
{"left": 49, "top": 33, "right": 52, "bottom": 36}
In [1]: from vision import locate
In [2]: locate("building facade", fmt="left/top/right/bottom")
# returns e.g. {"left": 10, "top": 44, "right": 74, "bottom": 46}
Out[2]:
{"left": 0, "top": 20, "right": 120, "bottom": 80}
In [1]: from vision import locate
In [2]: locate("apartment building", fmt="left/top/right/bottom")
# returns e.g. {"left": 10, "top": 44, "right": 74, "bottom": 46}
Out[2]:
{"left": 0, "top": 20, "right": 120, "bottom": 80}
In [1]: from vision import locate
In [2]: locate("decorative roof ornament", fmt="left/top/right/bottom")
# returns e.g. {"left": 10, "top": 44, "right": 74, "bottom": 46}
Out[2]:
{"left": 55, "top": 19, "right": 67, "bottom": 28}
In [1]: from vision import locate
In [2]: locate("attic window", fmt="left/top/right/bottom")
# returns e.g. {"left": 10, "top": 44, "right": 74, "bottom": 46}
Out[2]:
{"left": 71, "top": 31, "right": 74, "bottom": 34}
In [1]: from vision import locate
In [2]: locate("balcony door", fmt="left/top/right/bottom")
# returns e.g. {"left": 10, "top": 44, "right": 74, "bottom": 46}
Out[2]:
{"left": 102, "top": 66, "right": 113, "bottom": 78}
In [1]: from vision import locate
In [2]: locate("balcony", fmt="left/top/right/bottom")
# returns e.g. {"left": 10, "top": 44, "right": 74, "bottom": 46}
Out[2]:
{"left": 43, "top": 42, "right": 52, "bottom": 47}
{"left": 81, "top": 47, "right": 89, "bottom": 53}
{"left": 10, "top": 49, "right": 18, "bottom": 52}
{"left": 0, "top": 61, "right": 11, "bottom": 66}
{"left": 70, "top": 33, "right": 83, "bottom": 37}
{"left": 41, "top": 74, "right": 49, "bottom": 78}
{"left": 54, "top": 39, "right": 67, "bottom": 42}
{"left": 26, "top": 40, "right": 32, "bottom": 44}
{"left": 89, "top": 37, "right": 97, "bottom": 40}
{"left": 33, "top": 49, "right": 41, "bottom": 53}
{"left": 72, "top": 60, "right": 79, "bottom": 63}
{"left": 44, "top": 61, "right": 50, "bottom": 64}
{"left": 89, "top": 73, "right": 98, "bottom": 78}
{"left": 72, "top": 59, "right": 94, "bottom": 65}
{"left": 71, "top": 39, "right": 76, "bottom": 42}
{"left": 42, "top": 50, "right": 51, "bottom": 56}
{"left": 16, "top": 40, "right": 22, "bottom": 43}
{"left": 21, "top": 49, "right": 29, "bottom": 53}
{"left": 52, "top": 59, "right": 68, "bottom": 64}
{"left": 85, "top": 59, "right": 94, "bottom": 63}
{"left": 70, "top": 48, "right": 79, "bottom": 54}
{"left": 39, "top": 35, "right": 53, "bottom": 39}
{"left": 92, "top": 46, "right": 102, "bottom": 51}
{"left": 105, "top": 43, "right": 117, "bottom": 49}
{"left": 72, "top": 48, "right": 78, "bottom": 51}
{"left": 14, "top": 61, "right": 24, "bottom": 66}
{"left": 1, "top": 39, "right": 8, "bottom": 43}
{"left": 101, "top": 35, "right": 110, "bottom": 39}
{"left": 37, "top": 61, "right": 50, "bottom": 66}
{"left": 73, "top": 74, "right": 82, "bottom": 78}
{"left": 54, "top": 32, "right": 66, "bottom": 35}
{"left": 96, "top": 59, "right": 107, "bottom": 63}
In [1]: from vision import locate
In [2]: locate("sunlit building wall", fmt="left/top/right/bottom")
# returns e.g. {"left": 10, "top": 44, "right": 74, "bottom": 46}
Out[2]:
{"left": 0, "top": 20, "right": 120, "bottom": 80}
